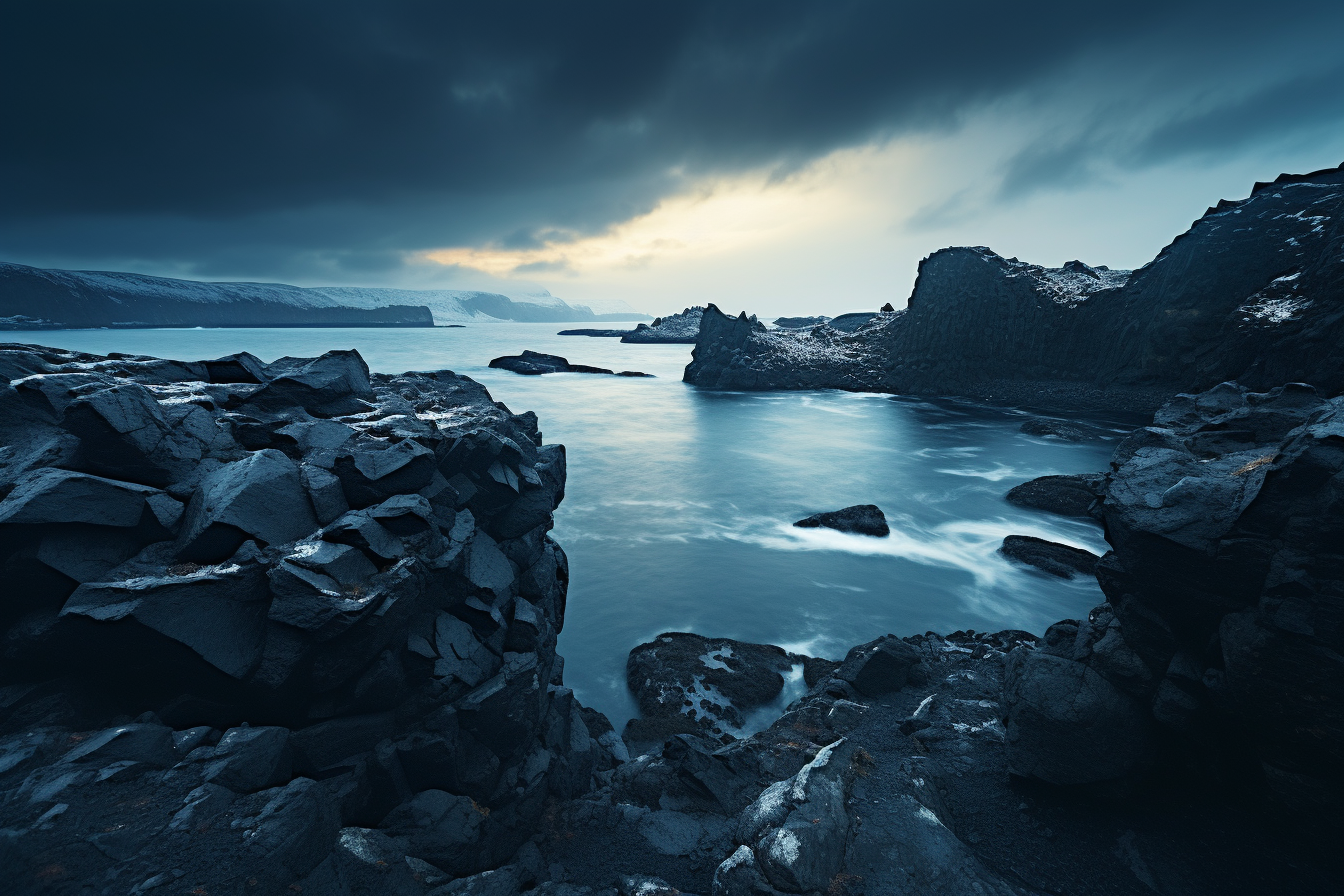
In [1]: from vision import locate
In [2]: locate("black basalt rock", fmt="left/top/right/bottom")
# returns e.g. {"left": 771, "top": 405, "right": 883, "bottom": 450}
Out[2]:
{"left": 1003, "top": 381, "right": 1344, "bottom": 809}
{"left": 999, "top": 534, "right": 1101, "bottom": 579}
{"left": 1005, "top": 472, "right": 1105, "bottom": 519}
{"left": 0, "top": 344, "right": 623, "bottom": 892}
{"left": 489, "top": 350, "right": 649, "bottom": 378}
{"left": 793, "top": 504, "right": 889, "bottom": 537}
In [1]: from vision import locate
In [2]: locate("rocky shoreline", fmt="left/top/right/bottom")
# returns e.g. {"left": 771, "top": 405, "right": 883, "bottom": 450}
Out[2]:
{"left": 683, "top": 165, "right": 1344, "bottom": 411}
{"left": 0, "top": 344, "right": 1338, "bottom": 894}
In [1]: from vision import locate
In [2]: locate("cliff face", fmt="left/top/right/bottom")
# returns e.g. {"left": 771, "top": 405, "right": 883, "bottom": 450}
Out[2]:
{"left": 0, "top": 345, "right": 623, "bottom": 892}
{"left": 685, "top": 164, "right": 1344, "bottom": 407}
{"left": 1002, "top": 381, "right": 1344, "bottom": 809}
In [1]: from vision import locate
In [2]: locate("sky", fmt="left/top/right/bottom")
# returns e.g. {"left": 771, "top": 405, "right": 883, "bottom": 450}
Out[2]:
{"left": 3, "top": 1, "right": 1344, "bottom": 317}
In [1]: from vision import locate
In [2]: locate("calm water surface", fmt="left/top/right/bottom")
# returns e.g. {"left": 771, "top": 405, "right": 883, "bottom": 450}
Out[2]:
{"left": 17, "top": 324, "right": 1136, "bottom": 727}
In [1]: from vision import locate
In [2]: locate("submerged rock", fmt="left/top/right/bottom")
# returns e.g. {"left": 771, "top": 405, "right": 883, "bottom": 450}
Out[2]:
{"left": 793, "top": 504, "right": 889, "bottom": 537}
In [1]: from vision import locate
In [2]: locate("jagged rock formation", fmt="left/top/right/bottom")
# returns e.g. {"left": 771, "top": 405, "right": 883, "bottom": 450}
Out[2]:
{"left": 0, "top": 344, "right": 626, "bottom": 894}
{"left": 489, "top": 351, "right": 652, "bottom": 378}
{"left": 685, "top": 164, "right": 1344, "bottom": 409}
{"left": 621, "top": 308, "right": 704, "bottom": 344}
{"left": 1003, "top": 382, "right": 1344, "bottom": 809}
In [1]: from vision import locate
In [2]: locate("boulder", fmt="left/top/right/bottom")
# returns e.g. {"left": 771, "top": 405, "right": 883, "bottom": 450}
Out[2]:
{"left": 0, "top": 468, "right": 163, "bottom": 527}
{"left": 59, "top": 723, "right": 176, "bottom": 768}
{"left": 998, "top": 535, "right": 1100, "bottom": 578}
{"left": 245, "top": 350, "right": 375, "bottom": 417}
{"left": 624, "top": 633, "right": 809, "bottom": 746}
{"left": 379, "top": 789, "right": 487, "bottom": 874}
{"left": 1002, "top": 649, "right": 1155, "bottom": 785}
{"left": 61, "top": 545, "right": 271, "bottom": 680}
{"left": 177, "top": 449, "right": 319, "bottom": 562}
{"left": 793, "top": 504, "right": 889, "bottom": 537}
{"left": 835, "top": 636, "right": 926, "bottom": 697}
{"left": 1004, "top": 473, "right": 1104, "bottom": 518}
{"left": 724, "top": 739, "right": 853, "bottom": 894}
{"left": 199, "top": 725, "right": 293, "bottom": 792}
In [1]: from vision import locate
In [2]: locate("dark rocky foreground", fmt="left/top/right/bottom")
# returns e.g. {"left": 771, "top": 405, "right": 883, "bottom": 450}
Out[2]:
{"left": 545, "top": 380, "right": 1341, "bottom": 895}
{"left": 489, "top": 351, "right": 652, "bottom": 378}
{"left": 621, "top": 308, "right": 704, "bottom": 344}
{"left": 0, "top": 343, "right": 1338, "bottom": 895}
{"left": 0, "top": 344, "right": 626, "bottom": 894}
{"left": 684, "top": 164, "right": 1344, "bottom": 411}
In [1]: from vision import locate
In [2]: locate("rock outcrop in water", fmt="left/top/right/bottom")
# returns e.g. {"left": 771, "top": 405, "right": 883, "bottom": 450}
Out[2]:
{"left": 792, "top": 505, "right": 889, "bottom": 537}
{"left": 489, "top": 351, "right": 652, "bottom": 378}
{"left": 621, "top": 308, "right": 704, "bottom": 344}
{"left": 685, "top": 164, "right": 1344, "bottom": 409}
{"left": 998, "top": 534, "right": 1100, "bottom": 579}
{"left": 0, "top": 344, "right": 627, "bottom": 893}
{"left": 771, "top": 316, "right": 830, "bottom": 329}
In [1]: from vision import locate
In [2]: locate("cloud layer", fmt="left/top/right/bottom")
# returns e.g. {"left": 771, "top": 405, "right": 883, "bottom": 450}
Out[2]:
{"left": 3, "top": 1, "right": 1342, "bottom": 287}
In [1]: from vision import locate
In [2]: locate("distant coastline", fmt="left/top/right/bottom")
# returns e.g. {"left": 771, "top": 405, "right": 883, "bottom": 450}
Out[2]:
{"left": 0, "top": 261, "right": 651, "bottom": 329}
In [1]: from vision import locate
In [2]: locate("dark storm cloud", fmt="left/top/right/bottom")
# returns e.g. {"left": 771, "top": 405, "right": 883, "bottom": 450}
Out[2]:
{"left": 3, "top": 0, "right": 1342, "bottom": 280}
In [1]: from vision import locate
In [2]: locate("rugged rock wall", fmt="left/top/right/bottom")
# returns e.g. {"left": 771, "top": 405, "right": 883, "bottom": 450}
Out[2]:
{"left": 685, "top": 164, "right": 1344, "bottom": 407}
{"left": 1003, "top": 382, "right": 1344, "bottom": 809}
{"left": 0, "top": 344, "right": 623, "bottom": 894}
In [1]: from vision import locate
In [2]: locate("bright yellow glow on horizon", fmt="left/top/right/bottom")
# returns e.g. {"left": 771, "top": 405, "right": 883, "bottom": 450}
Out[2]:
{"left": 422, "top": 142, "right": 919, "bottom": 280}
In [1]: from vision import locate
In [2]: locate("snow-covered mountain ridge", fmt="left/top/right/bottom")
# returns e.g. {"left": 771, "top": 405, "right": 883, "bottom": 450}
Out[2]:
{"left": 0, "top": 262, "right": 651, "bottom": 328}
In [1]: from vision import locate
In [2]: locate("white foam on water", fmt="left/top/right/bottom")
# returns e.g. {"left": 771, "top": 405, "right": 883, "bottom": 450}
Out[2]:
{"left": 809, "top": 580, "right": 869, "bottom": 592}
{"left": 934, "top": 462, "right": 1022, "bottom": 481}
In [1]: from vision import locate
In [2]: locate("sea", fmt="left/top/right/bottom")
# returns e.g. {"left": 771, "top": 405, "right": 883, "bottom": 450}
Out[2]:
{"left": 13, "top": 323, "right": 1142, "bottom": 730}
